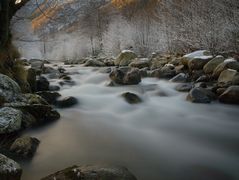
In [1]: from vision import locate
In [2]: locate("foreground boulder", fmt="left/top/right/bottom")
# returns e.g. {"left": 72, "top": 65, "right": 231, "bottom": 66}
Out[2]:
{"left": 0, "top": 107, "right": 22, "bottom": 134}
{"left": 121, "top": 92, "right": 142, "bottom": 104}
{"left": 187, "top": 87, "right": 216, "bottom": 103}
{"left": 218, "top": 69, "right": 239, "bottom": 85}
{"left": 219, "top": 86, "right": 239, "bottom": 104}
{"left": 10, "top": 136, "right": 40, "bottom": 158}
{"left": 0, "top": 154, "right": 22, "bottom": 180}
{"left": 109, "top": 68, "right": 141, "bottom": 85}
{"left": 41, "top": 165, "right": 137, "bottom": 180}
{"left": 0, "top": 74, "right": 21, "bottom": 102}
{"left": 114, "top": 50, "right": 137, "bottom": 66}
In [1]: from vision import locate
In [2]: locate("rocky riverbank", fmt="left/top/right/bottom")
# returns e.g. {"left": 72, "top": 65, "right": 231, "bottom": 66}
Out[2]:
{"left": 1, "top": 49, "right": 239, "bottom": 180}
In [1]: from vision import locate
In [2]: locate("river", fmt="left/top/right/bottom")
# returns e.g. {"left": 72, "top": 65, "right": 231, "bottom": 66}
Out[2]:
{"left": 20, "top": 64, "right": 239, "bottom": 180}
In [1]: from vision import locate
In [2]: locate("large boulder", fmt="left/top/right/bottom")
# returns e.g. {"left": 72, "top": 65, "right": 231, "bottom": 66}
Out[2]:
{"left": 0, "top": 74, "right": 21, "bottom": 102}
{"left": 109, "top": 68, "right": 141, "bottom": 85}
{"left": 187, "top": 87, "right": 216, "bottom": 103}
{"left": 212, "top": 59, "right": 239, "bottom": 78}
{"left": 182, "top": 50, "right": 213, "bottom": 70}
{"left": 0, "top": 154, "right": 22, "bottom": 180}
{"left": 41, "top": 165, "right": 137, "bottom": 180}
{"left": 219, "top": 86, "right": 239, "bottom": 104}
{"left": 121, "top": 92, "right": 142, "bottom": 104}
{"left": 114, "top": 50, "right": 137, "bottom": 66}
{"left": 0, "top": 107, "right": 22, "bottom": 134}
{"left": 218, "top": 69, "right": 239, "bottom": 85}
{"left": 10, "top": 136, "right": 40, "bottom": 158}
{"left": 203, "top": 55, "right": 225, "bottom": 74}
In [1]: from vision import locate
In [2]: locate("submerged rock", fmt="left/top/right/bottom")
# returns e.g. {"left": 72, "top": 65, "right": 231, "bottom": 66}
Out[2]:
{"left": 10, "top": 136, "right": 40, "bottom": 158}
{"left": 0, "top": 154, "right": 22, "bottom": 180}
{"left": 56, "top": 96, "right": 78, "bottom": 108}
{"left": 0, "top": 107, "right": 22, "bottom": 134}
{"left": 219, "top": 86, "right": 239, "bottom": 104}
{"left": 114, "top": 50, "right": 137, "bottom": 66}
{"left": 121, "top": 92, "right": 142, "bottom": 104}
{"left": 41, "top": 165, "right": 137, "bottom": 180}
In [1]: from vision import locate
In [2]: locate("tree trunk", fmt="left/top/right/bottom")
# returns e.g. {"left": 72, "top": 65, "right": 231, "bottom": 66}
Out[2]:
{"left": 0, "top": 0, "right": 10, "bottom": 49}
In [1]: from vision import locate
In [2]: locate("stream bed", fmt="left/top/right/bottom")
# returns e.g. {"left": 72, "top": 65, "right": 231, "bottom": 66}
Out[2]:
{"left": 21, "top": 65, "right": 239, "bottom": 180}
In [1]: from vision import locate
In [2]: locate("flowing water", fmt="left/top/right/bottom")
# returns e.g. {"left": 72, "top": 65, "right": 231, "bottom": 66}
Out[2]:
{"left": 20, "top": 65, "right": 239, "bottom": 180}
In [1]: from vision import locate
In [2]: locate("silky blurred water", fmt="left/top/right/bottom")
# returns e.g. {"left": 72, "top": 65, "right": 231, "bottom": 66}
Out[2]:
{"left": 20, "top": 65, "right": 239, "bottom": 180}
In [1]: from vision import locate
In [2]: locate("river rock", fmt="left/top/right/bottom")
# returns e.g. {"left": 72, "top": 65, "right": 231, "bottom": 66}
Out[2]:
{"left": 151, "top": 65, "right": 176, "bottom": 79}
{"left": 175, "top": 83, "right": 193, "bottom": 92}
{"left": 182, "top": 50, "right": 213, "bottom": 68}
{"left": 26, "top": 68, "right": 37, "bottom": 92}
{"left": 0, "top": 74, "right": 21, "bottom": 102}
{"left": 29, "top": 59, "right": 44, "bottom": 74}
{"left": 36, "top": 76, "right": 49, "bottom": 91}
{"left": 150, "top": 57, "right": 169, "bottom": 70}
{"left": 203, "top": 55, "right": 225, "bottom": 74}
{"left": 219, "top": 86, "right": 239, "bottom": 104}
{"left": 187, "top": 87, "right": 215, "bottom": 103}
{"left": 41, "top": 165, "right": 137, "bottom": 180}
{"left": 129, "top": 58, "right": 150, "bottom": 69}
{"left": 218, "top": 69, "right": 239, "bottom": 85}
{"left": 0, "top": 107, "right": 22, "bottom": 134}
{"left": 114, "top": 50, "right": 137, "bottom": 66}
{"left": 56, "top": 96, "right": 78, "bottom": 108}
{"left": 10, "top": 136, "right": 40, "bottom": 157}
{"left": 49, "top": 85, "right": 60, "bottom": 91}
{"left": 121, "top": 92, "right": 142, "bottom": 104}
{"left": 36, "top": 91, "right": 61, "bottom": 105}
{"left": 84, "top": 59, "right": 105, "bottom": 67}
{"left": 170, "top": 73, "right": 188, "bottom": 83}
{"left": 124, "top": 68, "right": 142, "bottom": 85}
{"left": 109, "top": 68, "right": 141, "bottom": 85}
{"left": 0, "top": 154, "right": 22, "bottom": 180}
{"left": 212, "top": 59, "right": 239, "bottom": 78}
